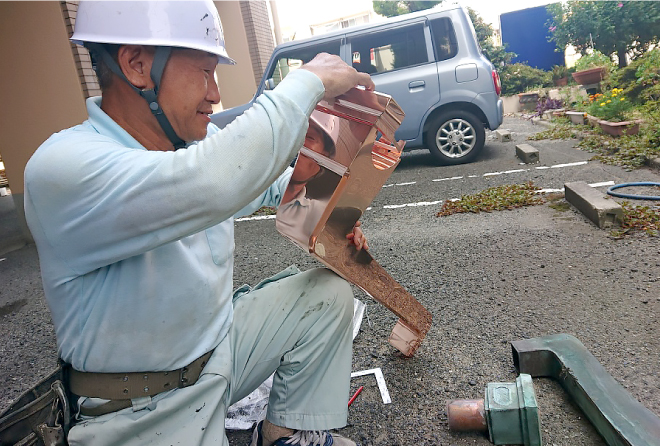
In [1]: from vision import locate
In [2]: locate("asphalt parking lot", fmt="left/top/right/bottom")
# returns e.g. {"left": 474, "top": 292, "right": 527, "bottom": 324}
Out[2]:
{"left": 1, "top": 116, "right": 659, "bottom": 445}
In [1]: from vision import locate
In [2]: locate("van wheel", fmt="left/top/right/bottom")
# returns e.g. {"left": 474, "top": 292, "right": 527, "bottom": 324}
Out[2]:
{"left": 426, "top": 111, "right": 485, "bottom": 165}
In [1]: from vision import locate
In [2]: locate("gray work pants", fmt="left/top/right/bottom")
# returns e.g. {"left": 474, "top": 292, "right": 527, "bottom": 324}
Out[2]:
{"left": 67, "top": 267, "right": 355, "bottom": 445}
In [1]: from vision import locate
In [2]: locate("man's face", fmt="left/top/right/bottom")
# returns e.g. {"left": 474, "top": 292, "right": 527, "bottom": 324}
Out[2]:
{"left": 291, "top": 123, "right": 328, "bottom": 183}
{"left": 157, "top": 49, "right": 220, "bottom": 142}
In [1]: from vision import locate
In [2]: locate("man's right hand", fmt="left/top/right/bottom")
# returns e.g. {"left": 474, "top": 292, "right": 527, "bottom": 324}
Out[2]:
{"left": 301, "top": 53, "right": 375, "bottom": 100}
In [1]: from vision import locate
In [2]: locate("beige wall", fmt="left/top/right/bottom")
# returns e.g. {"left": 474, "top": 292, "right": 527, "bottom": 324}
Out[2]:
{"left": 215, "top": 1, "right": 259, "bottom": 110}
{"left": 0, "top": 1, "right": 88, "bottom": 241}
{"left": 0, "top": 1, "right": 87, "bottom": 195}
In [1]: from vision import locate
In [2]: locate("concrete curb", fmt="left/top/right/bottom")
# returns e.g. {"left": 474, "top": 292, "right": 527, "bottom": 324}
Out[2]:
{"left": 564, "top": 182, "right": 623, "bottom": 229}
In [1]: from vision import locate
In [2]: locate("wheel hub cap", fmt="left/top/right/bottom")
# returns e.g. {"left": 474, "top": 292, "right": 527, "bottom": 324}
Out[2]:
{"left": 436, "top": 119, "right": 476, "bottom": 158}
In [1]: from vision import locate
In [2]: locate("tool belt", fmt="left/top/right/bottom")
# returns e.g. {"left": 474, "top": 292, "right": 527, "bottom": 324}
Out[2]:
{"left": 0, "top": 366, "right": 70, "bottom": 446}
{"left": 67, "top": 351, "right": 213, "bottom": 417}
{"left": 0, "top": 351, "right": 213, "bottom": 445}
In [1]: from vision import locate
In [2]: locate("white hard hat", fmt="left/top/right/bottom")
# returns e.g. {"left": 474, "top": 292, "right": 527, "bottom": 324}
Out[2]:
{"left": 310, "top": 110, "right": 340, "bottom": 149}
{"left": 71, "top": 0, "right": 235, "bottom": 65}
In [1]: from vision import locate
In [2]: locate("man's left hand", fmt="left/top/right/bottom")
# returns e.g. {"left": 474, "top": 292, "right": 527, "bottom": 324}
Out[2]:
{"left": 346, "top": 221, "right": 368, "bottom": 251}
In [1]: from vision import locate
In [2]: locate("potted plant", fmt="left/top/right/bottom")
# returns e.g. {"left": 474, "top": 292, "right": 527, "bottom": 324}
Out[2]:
{"left": 566, "top": 110, "right": 588, "bottom": 125}
{"left": 551, "top": 65, "right": 569, "bottom": 86}
{"left": 572, "top": 50, "right": 615, "bottom": 85}
{"left": 518, "top": 87, "right": 541, "bottom": 111}
{"left": 586, "top": 88, "right": 640, "bottom": 136}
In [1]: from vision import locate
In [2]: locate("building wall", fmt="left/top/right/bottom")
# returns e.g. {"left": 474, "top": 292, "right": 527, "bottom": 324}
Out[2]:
{"left": 61, "top": 1, "right": 102, "bottom": 99}
{"left": 240, "top": 1, "right": 276, "bottom": 88}
{"left": 500, "top": 5, "right": 564, "bottom": 70}
{"left": 214, "top": 1, "right": 275, "bottom": 110}
{"left": 0, "top": 1, "right": 88, "bottom": 240}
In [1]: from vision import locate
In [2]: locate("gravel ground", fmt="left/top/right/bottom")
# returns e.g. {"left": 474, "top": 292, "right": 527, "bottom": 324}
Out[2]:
{"left": 1, "top": 116, "right": 659, "bottom": 446}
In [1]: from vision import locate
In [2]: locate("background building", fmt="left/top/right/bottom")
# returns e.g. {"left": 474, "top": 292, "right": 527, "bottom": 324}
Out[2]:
{"left": 500, "top": 4, "right": 564, "bottom": 70}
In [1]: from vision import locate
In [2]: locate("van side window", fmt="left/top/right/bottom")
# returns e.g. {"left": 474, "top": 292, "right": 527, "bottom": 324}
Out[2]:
{"left": 430, "top": 17, "right": 458, "bottom": 61}
{"left": 350, "top": 23, "right": 427, "bottom": 74}
{"left": 267, "top": 41, "right": 341, "bottom": 88}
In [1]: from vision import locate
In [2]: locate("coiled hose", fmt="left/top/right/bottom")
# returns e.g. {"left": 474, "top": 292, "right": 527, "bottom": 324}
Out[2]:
{"left": 607, "top": 182, "right": 660, "bottom": 200}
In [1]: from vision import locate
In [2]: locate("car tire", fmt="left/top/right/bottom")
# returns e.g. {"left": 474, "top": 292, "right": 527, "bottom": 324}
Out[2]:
{"left": 426, "top": 110, "right": 485, "bottom": 165}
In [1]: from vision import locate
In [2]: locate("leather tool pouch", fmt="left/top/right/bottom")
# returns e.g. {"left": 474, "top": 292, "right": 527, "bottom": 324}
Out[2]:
{"left": 0, "top": 366, "right": 71, "bottom": 446}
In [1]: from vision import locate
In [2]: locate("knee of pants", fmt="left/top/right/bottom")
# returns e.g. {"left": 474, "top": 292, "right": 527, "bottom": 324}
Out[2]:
{"left": 302, "top": 268, "right": 354, "bottom": 324}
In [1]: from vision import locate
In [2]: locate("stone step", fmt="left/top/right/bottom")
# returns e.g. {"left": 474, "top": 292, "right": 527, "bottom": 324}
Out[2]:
{"left": 564, "top": 181, "right": 623, "bottom": 229}
{"left": 515, "top": 143, "right": 539, "bottom": 164}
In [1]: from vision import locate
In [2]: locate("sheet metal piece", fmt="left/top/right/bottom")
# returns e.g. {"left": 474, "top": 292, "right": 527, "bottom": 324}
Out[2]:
{"left": 512, "top": 334, "right": 660, "bottom": 446}
{"left": 276, "top": 88, "right": 432, "bottom": 356}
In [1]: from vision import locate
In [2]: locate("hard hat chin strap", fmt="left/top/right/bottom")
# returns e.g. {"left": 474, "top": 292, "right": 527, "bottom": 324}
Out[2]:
{"left": 88, "top": 44, "right": 187, "bottom": 150}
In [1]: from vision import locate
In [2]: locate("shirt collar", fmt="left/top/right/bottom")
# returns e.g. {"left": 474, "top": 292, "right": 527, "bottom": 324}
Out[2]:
{"left": 292, "top": 186, "right": 313, "bottom": 207}
{"left": 86, "top": 96, "right": 146, "bottom": 150}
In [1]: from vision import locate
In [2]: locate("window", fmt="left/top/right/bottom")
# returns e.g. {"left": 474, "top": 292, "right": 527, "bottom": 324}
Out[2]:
{"left": 267, "top": 41, "right": 341, "bottom": 87}
{"left": 430, "top": 17, "right": 458, "bottom": 61}
{"left": 350, "top": 23, "right": 427, "bottom": 75}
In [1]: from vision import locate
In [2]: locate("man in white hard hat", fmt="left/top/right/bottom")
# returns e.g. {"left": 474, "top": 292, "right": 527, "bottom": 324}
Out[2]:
{"left": 23, "top": 1, "right": 373, "bottom": 446}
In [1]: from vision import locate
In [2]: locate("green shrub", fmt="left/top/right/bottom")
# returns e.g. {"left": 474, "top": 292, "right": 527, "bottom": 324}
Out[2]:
{"left": 551, "top": 64, "right": 569, "bottom": 80}
{"left": 574, "top": 50, "right": 616, "bottom": 72}
{"left": 604, "top": 49, "right": 660, "bottom": 104}
{"left": 500, "top": 63, "right": 552, "bottom": 95}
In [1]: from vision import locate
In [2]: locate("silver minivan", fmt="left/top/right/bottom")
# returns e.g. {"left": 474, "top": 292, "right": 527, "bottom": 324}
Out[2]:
{"left": 212, "top": 4, "right": 503, "bottom": 165}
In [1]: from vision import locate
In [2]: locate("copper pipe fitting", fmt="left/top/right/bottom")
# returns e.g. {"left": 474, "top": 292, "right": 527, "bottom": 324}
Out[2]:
{"left": 447, "top": 399, "right": 487, "bottom": 432}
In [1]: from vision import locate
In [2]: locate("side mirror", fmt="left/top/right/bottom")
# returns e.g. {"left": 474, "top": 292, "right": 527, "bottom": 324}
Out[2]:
{"left": 265, "top": 78, "right": 276, "bottom": 91}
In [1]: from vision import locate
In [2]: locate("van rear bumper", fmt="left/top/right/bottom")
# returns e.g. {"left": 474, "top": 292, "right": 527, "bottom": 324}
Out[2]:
{"left": 474, "top": 92, "right": 503, "bottom": 130}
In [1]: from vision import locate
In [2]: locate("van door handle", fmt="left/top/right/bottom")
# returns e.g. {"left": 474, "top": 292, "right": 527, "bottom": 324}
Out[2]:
{"left": 408, "top": 80, "right": 425, "bottom": 91}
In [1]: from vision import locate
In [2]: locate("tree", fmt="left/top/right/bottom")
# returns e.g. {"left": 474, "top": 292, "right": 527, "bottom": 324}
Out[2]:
{"left": 547, "top": 1, "right": 660, "bottom": 68}
{"left": 373, "top": 1, "right": 442, "bottom": 17}
{"left": 466, "top": 7, "right": 515, "bottom": 68}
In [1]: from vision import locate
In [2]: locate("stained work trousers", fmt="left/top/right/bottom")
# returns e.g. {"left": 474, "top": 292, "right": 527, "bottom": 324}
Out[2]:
{"left": 67, "top": 267, "right": 355, "bottom": 445}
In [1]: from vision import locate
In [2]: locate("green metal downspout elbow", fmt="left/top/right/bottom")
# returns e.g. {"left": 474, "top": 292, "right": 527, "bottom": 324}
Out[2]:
{"left": 511, "top": 334, "right": 660, "bottom": 446}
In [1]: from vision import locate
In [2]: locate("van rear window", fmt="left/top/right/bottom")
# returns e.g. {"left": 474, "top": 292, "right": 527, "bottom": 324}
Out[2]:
{"left": 430, "top": 17, "right": 458, "bottom": 61}
{"left": 350, "top": 23, "right": 427, "bottom": 74}
{"left": 267, "top": 41, "right": 341, "bottom": 88}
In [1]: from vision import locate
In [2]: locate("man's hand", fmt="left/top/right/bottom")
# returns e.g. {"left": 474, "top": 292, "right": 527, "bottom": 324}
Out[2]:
{"left": 346, "top": 221, "right": 369, "bottom": 251}
{"left": 301, "top": 53, "right": 375, "bottom": 100}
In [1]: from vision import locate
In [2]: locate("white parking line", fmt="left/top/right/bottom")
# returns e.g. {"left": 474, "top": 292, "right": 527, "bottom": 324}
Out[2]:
{"left": 237, "top": 180, "right": 614, "bottom": 222}
{"left": 383, "top": 200, "right": 444, "bottom": 209}
{"left": 383, "top": 181, "right": 614, "bottom": 209}
{"left": 483, "top": 168, "right": 527, "bottom": 177}
{"left": 548, "top": 161, "right": 589, "bottom": 169}
{"left": 235, "top": 160, "right": 608, "bottom": 222}
{"left": 429, "top": 160, "right": 590, "bottom": 182}
{"left": 535, "top": 181, "right": 615, "bottom": 194}
{"left": 382, "top": 181, "right": 416, "bottom": 188}
{"left": 432, "top": 176, "right": 464, "bottom": 182}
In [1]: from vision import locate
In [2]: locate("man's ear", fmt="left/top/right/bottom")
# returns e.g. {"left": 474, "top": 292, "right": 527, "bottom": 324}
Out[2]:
{"left": 117, "top": 45, "right": 155, "bottom": 90}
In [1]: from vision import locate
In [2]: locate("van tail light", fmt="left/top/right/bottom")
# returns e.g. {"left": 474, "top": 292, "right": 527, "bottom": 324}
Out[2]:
{"left": 492, "top": 70, "right": 501, "bottom": 96}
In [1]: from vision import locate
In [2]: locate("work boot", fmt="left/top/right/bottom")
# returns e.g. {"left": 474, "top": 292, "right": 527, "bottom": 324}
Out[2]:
{"left": 250, "top": 420, "right": 358, "bottom": 446}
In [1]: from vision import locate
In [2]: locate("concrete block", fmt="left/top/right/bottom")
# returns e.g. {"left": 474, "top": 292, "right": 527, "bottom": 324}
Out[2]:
{"left": 564, "top": 182, "right": 623, "bottom": 229}
{"left": 515, "top": 144, "right": 539, "bottom": 164}
{"left": 495, "top": 129, "right": 512, "bottom": 142}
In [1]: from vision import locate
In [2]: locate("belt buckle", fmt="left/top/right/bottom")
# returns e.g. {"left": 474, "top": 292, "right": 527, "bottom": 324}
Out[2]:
{"left": 179, "top": 366, "right": 190, "bottom": 388}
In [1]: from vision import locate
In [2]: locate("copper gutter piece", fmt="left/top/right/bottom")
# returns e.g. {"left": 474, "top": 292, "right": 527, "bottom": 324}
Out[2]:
{"left": 447, "top": 399, "right": 487, "bottom": 431}
{"left": 276, "top": 88, "right": 432, "bottom": 356}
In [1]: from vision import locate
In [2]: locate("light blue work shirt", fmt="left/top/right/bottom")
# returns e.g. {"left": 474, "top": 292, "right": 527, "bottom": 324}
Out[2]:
{"left": 24, "top": 69, "right": 324, "bottom": 373}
